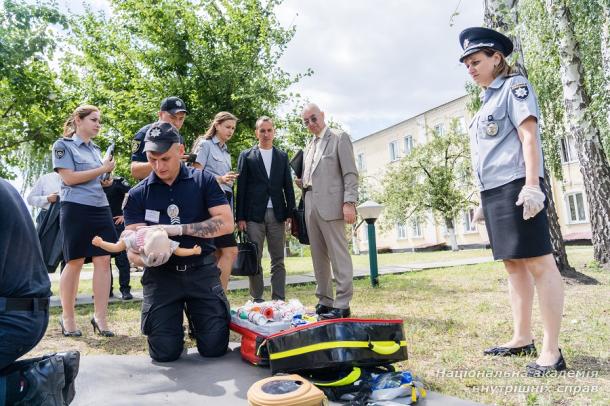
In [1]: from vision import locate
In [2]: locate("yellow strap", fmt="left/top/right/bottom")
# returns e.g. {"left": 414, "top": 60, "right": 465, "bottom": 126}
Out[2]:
{"left": 313, "top": 367, "right": 362, "bottom": 387}
{"left": 269, "top": 340, "right": 407, "bottom": 360}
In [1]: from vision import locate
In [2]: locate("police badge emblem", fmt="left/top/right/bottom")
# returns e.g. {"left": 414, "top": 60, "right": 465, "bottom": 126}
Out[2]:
{"left": 132, "top": 140, "right": 140, "bottom": 153}
{"left": 463, "top": 39, "right": 470, "bottom": 49}
{"left": 55, "top": 149, "right": 65, "bottom": 159}
{"left": 175, "top": 100, "right": 182, "bottom": 107}
{"left": 486, "top": 122, "right": 499, "bottom": 136}
{"left": 149, "top": 128, "right": 161, "bottom": 138}
{"left": 511, "top": 83, "right": 529, "bottom": 100}
{"left": 167, "top": 204, "right": 180, "bottom": 224}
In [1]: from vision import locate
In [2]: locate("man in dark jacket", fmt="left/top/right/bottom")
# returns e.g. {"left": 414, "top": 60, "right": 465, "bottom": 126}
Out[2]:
{"left": 102, "top": 176, "right": 133, "bottom": 300}
{"left": 0, "top": 179, "right": 79, "bottom": 405}
{"left": 235, "top": 116, "right": 296, "bottom": 302}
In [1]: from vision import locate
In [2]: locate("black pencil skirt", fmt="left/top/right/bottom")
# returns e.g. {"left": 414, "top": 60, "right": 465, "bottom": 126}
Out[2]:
{"left": 481, "top": 178, "right": 553, "bottom": 261}
{"left": 60, "top": 202, "right": 117, "bottom": 261}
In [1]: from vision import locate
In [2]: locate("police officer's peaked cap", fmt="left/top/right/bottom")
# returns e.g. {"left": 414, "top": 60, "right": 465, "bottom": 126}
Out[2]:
{"left": 458, "top": 27, "right": 513, "bottom": 62}
{"left": 160, "top": 96, "right": 188, "bottom": 115}
{"left": 143, "top": 122, "right": 181, "bottom": 153}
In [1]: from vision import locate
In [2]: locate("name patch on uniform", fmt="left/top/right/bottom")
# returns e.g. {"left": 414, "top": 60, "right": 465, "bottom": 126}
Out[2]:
{"left": 511, "top": 83, "right": 529, "bottom": 100}
{"left": 55, "top": 148, "right": 65, "bottom": 159}
{"left": 145, "top": 209, "right": 160, "bottom": 223}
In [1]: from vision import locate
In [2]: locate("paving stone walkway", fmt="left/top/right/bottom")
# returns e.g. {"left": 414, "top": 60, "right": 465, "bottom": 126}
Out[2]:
{"left": 72, "top": 343, "right": 484, "bottom": 405}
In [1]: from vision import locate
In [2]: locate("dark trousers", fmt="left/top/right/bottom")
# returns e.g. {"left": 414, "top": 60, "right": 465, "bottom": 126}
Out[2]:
{"left": 0, "top": 301, "right": 49, "bottom": 403}
{"left": 110, "top": 222, "right": 131, "bottom": 292}
{"left": 140, "top": 264, "right": 230, "bottom": 362}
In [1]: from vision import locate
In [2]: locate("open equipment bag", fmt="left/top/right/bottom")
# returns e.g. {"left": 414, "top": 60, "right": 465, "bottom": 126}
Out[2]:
{"left": 265, "top": 318, "right": 408, "bottom": 375}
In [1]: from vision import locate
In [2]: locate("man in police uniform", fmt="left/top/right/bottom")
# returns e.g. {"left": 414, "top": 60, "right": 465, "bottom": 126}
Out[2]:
{"left": 0, "top": 179, "right": 79, "bottom": 405}
{"left": 130, "top": 96, "right": 189, "bottom": 180}
{"left": 123, "top": 122, "right": 234, "bottom": 362}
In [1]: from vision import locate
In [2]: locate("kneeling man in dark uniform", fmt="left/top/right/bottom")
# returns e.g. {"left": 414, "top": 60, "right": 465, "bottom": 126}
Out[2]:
{"left": 123, "top": 122, "right": 234, "bottom": 362}
{"left": 0, "top": 179, "right": 79, "bottom": 405}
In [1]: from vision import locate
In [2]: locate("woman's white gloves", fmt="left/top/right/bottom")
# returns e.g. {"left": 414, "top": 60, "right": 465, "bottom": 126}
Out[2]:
{"left": 516, "top": 185, "right": 546, "bottom": 220}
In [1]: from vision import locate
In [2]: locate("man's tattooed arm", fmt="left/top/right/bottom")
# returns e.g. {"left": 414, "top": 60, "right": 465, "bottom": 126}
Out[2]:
{"left": 180, "top": 204, "right": 234, "bottom": 238}
{"left": 181, "top": 217, "right": 225, "bottom": 238}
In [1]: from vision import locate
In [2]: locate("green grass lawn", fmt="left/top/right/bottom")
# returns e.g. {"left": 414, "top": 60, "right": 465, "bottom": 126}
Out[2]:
{"left": 39, "top": 246, "right": 608, "bottom": 405}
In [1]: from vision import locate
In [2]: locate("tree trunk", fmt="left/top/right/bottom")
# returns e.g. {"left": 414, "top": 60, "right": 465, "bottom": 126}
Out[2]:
{"left": 485, "top": 0, "right": 575, "bottom": 273}
{"left": 445, "top": 218, "right": 459, "bottom": 251}
{"left": 543, "top": 169, "right": 573, "bottom": 272}
{"left": 547, "top": 0, "right": 610, "bottom": 265}
{"left": 602, "top": 3, "right": 610, "bottom": 129}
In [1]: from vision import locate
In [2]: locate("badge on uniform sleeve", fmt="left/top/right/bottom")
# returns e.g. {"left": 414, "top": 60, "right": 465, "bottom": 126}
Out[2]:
{"left": 486, "top": 122, "right": 499, "bottom": 136}
{"left": 132, "top": 140, "right": 140, "bottom": 153}
{"left": 55, "top": 148, "right": 65, "bottom": 159}
{"left": 167, "top": 204, "right": 181, "bottom": 225}
{"left": 511, "top": 83, "right": 529, "bottom": 100}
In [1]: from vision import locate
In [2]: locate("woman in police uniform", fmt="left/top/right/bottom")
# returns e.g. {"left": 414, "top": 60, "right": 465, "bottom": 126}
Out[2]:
{"left": 53, "top": 105, "right": 117, "bottom": 337}
{"left": 191, "top": 112, "right": 239, "bottom": 290}
{"left": 459, "top": 27, "right": 565, "bottom": 376}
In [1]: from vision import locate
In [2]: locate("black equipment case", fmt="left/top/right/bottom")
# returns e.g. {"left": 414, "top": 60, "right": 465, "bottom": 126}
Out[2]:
{"left": 265, "top": 318, "right": 408, "bottom": 374}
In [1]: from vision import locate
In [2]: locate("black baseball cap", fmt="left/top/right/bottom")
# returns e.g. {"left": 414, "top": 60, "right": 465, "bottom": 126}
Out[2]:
{"left": 160, "top": 96, "right": 188, "bottom": 115}
{"left": 459, "top": 27, "right": 513, "bottom": 62}
{"left": 143, "top": 122, "right": 181, "bottom": 154}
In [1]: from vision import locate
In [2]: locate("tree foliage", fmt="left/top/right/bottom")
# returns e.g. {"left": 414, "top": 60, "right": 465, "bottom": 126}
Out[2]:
{"left": 378, "top": 121, "right": 474, "bottom": 248}
{"left": 0, "top": 0, "right": 71, "bottom": 181}
{"left": 63, "top": 0, "right": 306, "bottom": 181}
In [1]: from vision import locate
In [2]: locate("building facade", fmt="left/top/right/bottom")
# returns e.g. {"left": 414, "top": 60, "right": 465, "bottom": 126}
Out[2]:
{"left": 353, "top": 95, "right": 592, "bottom": 252}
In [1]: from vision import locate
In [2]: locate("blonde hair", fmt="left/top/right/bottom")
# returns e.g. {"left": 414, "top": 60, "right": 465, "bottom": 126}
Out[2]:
{"left": 191, "top": 111, "right": 238, "bottom": 153}
{"left": 481, "top": 48, "right": 516, "bottom": 79}
{"left": 63, "top": 105, "right": 100, "bottom": 137}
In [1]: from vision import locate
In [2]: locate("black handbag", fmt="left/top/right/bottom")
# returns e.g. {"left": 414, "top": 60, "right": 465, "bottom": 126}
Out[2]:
{"left": 291, "top": 197, "right": 309, "bottom": 245}
{"left": 231, "top": 232, "right": 260, "bottom": 276}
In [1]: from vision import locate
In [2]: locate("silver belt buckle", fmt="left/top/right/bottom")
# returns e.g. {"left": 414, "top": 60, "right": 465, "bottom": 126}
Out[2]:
{"left": 176, "top": 265, "right": 188, "bottom": 272}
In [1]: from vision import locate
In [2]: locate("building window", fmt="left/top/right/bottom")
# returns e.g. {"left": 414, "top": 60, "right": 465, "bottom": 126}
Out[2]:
{"left": 403, "top": 135, "right": 413, "bottom": 155}
{"left": 455, "top": 116, "right": 466, "bottom": 133}
{"left": 560, "top": 136, "right": 578, "bottom": 163}
{"left": 411, "top": 218, "right": 422, "bottom": 238}
{"left": 396, "top": 222, "right": 408, "bottom": 239}
{"left": 357, "top": 153, "right": 366, "bottom": 171}
{"left": 566, "top": 192, "right": 587, "bottom": 223}
{"left": 433, "top": 123, "right": 444, "bottom": 136}
{"left": 389, "top": 140, "right": 399, "bottom": 161}
{"left": 463, "top": 208, "right": 476, "bottom": 232}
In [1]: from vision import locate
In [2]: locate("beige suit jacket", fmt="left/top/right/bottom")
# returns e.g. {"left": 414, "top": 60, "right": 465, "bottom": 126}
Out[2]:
{"left": 304, "top": 127, "right": 358, "bottom": 221}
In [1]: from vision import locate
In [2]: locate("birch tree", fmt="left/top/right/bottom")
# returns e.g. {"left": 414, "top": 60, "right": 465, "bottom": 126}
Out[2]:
{"left": 601, "top": 3, "right": 610, "bottom": 129}
{"left": 484, "top": 0, "right": 575, "bottom": 273}
{"left": 546, "top": 0, "right": 610, "bottom": 265}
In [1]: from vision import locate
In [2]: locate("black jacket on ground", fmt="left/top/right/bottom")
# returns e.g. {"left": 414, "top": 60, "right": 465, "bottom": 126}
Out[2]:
{"left": 235, "top": 145, "right": 296, "bottom": 223}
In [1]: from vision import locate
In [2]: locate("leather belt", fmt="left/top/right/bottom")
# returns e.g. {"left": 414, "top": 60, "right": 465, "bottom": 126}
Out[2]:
{"left": 0, "top": 297, "right": 50, "bottom": 312}
{"left": 304, "top": 186, "right": 312, "bottom": 192}
{"left": 166, "top": 253, "right": 216, "bottom": 272}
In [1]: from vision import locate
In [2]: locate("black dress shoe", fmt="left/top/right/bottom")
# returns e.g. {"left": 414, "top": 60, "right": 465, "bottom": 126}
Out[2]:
{"left": 315, "top": 304, "right": 333, "bottom": 315}
{"left": 90, "top": 317, "right": 115, "bottom": 337}
{"left": 121, "top": 289, "right": 133, "bottom": 300}
{"left": 483, "top": 341, "right": 537, "bottom": 357}
{"left": 59, "top": 319, "right": 82, "bottom": 337}
{"left": 320, "top": 307, "right": 351, "bottom": 319}
{"left": 526, "top": 349, "right": 567, "bottom": 377}
{"left": 54, "top": 351, "right": 80, "bottom": 404}
{"left": 17, "top": 355, "right": 66, "bottom": 405}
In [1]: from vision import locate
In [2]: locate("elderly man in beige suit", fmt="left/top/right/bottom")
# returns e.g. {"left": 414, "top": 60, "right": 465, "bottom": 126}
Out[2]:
{"left": 296, "top": 103, "right": 358, "bottom": 319}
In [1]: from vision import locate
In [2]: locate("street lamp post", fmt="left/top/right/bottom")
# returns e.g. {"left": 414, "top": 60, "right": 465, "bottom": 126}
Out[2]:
{"left": 357, "top": 200, "right": 384, "bottom": 287}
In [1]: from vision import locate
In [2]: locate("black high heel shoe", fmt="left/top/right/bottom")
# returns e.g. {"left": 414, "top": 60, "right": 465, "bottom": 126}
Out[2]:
{"left": 59, "top": 319, "right": 82, "bottom": 337}
{"left": 90, "top": 317, "right": 115, "bottom": 337}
